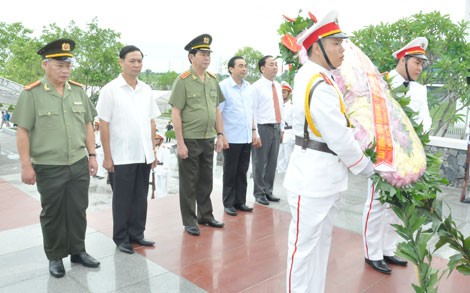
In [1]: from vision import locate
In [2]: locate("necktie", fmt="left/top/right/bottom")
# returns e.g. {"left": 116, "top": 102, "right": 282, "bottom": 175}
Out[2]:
{"left": 272, "top": 83, "right": 282, "bottom": 123}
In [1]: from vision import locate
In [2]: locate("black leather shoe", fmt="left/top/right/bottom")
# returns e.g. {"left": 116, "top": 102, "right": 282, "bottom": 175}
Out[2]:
{"left": 462, "top": 198, "right": 470, "bottom": 204}
{"left": 185, "top": 225, "right": 200, "bottom": 236}
{"left": 224, "top": 207, "right": 238, "bottom": 216}
{"left": 265, "top": 194, "right": 280, "bottom": 202}
{"left": 49, "top": 259, "right": 65, "bottom": 278}
{"left": 71, "top": 251, "right": 100, "bottom": 268}
{"left": 384, "top": 255, "right": 408, "bottom": 266}
{"left": 198, "top": 218, "right": 225, "bottom": 228}
{"left": 365, "top": 258, "right": 391, "bottom": 274}
{"left": 131, "top": 238, "right": 155, "bottom": 246}
{"left": 235, "top": 204, "right": 253, "bottom": 212}
{"left": 255, "top": 195, "right": 269, "bottom": 205}
{"left": 117, "top": 242, "right": 134, "bottom": 254}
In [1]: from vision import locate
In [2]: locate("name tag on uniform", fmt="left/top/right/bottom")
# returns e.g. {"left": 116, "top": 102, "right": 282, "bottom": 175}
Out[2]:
{"left": 73, "top": 102, "right": 83, "bottom": 106}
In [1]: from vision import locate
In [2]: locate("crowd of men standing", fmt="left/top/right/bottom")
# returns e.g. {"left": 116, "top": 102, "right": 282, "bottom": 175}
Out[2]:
{"left": 10, "top": 9, "right": 432, "bottom": 291}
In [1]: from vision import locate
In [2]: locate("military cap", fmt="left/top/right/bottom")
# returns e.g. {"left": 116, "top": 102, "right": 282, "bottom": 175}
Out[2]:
{"left": 281, "top": 81, "right": 292, "bottom": 92}
{"left": 184, "top": 34, "right": 212, "bottom": 52}
{"left": 297, "top": 10, "right": 348, "bottom": 50}
{"left": 392, "top": 37, "right": 428, "bottom": 61}
{"left": 37, "top": 38, "right": 75, "bottom": 61}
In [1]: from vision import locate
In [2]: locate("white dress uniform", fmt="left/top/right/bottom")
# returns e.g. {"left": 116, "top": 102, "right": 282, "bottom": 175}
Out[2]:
{"left": 362, "top": 39, "right": 431, "bottom": 263}
{"left": 284, "top": 12, "right": 374, "bottom": 287}
{"left": 155, "top": 143, "right": 171, "bottom": 198}
{"left": 277, "top": 100, "right": 294, "bottom": 173}
{"left": 94, "top": 130, "right": 106, "bottom": 178}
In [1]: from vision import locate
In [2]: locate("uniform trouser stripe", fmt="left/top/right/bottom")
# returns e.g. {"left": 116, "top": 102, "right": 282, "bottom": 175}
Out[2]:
{"left": 363, "top": 183, "right": 375, "bottom": 259}
{"left": 288, "top": 195, "right": 301, "bottom": 293}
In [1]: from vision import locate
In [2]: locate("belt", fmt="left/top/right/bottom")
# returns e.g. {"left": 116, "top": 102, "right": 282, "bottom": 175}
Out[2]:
{"left": 260, "top": 123, "right": 280, "bottom": 129}
{"left": 157, "top": 162, "right": 163, "bottom": 165}
{"left": 295, "top": 136, "right": 336, "bottom": 155}
{"left": 284, "top": 126, "right": 292, "bottom": 130}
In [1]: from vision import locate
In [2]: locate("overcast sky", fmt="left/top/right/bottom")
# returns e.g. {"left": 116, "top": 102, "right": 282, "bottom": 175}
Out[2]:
{"left": 0, "top": 0, "right": 468, "bottom": 74}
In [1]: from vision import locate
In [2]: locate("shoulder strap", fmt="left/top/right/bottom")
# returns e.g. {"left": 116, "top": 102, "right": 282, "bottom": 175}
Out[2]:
{"left": 24, "top": 80, "right": 41, "bottom": 91}
{"left": 303, "top": 73, "right": 351, "bottom": 143}
{"left": 179, "top": 71, "right": 191, "bottom": 79}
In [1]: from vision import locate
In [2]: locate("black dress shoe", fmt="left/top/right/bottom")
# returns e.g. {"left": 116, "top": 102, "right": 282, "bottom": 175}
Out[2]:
{"left": 384, "top": 255, "right": 408, "bottom": 266}
{"left": 462, "top": 198, "right": 470, "bottom": 204}
{"left": 117, "top": 242, "right": 135, "bottom": 254}
{"left": 71, "top": 251, "right": 100, "bottom": 268}
{"left": 198, "top": 218, "right": 225, "bottom": 228}
{"left": 131, "top": 238, "right": 155, "bottom": 246}
{"left": 235, "top": 204, "right": 253, "bottom": 212}
{"left": 49, "top": 259, "right": 65, "bottom": 278}
{"left": 255, "top": 195, "right": 269, "bottom": 205}
{"left": 185, "top": 225, "right": 200, "bottom": 236}
{"left": 265, "top": 194, "right": 280, "bottom": 202}
{"left": 365, "top": 258, "right": 391, "bottom": 274}
{"left": 224, "top": 207, "right": 238, "bottom": 216}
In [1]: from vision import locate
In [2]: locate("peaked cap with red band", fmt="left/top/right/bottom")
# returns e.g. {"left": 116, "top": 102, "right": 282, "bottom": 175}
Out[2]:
{"left": 296, "top": 10, "right": 348, "bottom": 50}
{"left": 281, "top": 81, "right": 292, "bottom": 92}
{"left": 392, "top": 37, "right": 428, "bottom": 61}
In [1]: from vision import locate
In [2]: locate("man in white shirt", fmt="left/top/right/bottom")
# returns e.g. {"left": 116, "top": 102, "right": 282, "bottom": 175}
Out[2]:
{"left": 219, "top": 56, "right": 258, "bottom": 216}
{"left": 277, "top": 81, "right": 294, "bottom": 173}
{"left": 284, "top": 11, "right": 374, "bottom": 292}
{"left": 362, "top": 37, "right": 431, "bottom": 274}
{"left": 251, "top": 55, "right": 284, "bottom": 205}
{"left": 97, "top": 45, "right": 160, "bottom": 254}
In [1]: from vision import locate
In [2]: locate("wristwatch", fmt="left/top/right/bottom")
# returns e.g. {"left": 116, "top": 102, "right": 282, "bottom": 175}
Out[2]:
{"left": 217, "top": 132, "right": 224, "bottom": 136}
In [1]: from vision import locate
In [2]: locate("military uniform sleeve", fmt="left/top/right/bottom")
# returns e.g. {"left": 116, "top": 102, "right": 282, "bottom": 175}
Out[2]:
{"left": 311, "top": 83, "right": 370, "bottom": 174}
{"left": 81, "top": 90, "right": 97, "bottom": 123}
{"left": 216, "top": 82, "right": 225, "bottom": 105}
{"left": 11, "top": 90, "right": 35, "bottom": 131}
{"left": 168, "top": 78, "right": 186, "bottom": 110}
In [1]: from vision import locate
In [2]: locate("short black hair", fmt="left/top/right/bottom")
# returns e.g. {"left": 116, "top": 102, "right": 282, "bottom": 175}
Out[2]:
{"left": 119, "top": 45, "right": 143, "bottom": 59}
{"left": 227, "top": 56, "right": 244, "bottom": 75}
{"left": 258, "top": 55, "right": 273, "bottom": 73}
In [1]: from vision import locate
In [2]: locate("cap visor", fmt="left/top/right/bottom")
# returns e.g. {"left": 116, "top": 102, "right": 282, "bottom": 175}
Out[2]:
{"left": 325, "top": 32, "right": 348, "bottom": 39}
{"left": 410, "top": 54, "right": 428, "bottom": 61}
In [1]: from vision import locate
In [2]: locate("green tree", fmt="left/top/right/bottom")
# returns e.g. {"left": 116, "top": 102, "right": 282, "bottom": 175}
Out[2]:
{"left": 155, "top": 71, "right": 178, "bottom": 90}
{"left": 0, "top": 22, "right": 36, "bottom": 81}
{"left": 351, "top": 11, "right": 470, "bottom": 137}
{"left": 233, "top": 47, "right": 263, "bottom": 83}
{"left": 0, "top": 18, "right": 123, "bottom": 104}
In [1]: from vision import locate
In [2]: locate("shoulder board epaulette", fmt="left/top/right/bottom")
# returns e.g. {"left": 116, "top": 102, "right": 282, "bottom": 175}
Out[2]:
{"left": 179, "top": 71, "right": 191, "bottom": 79}
{"left": 319, "top": 72, "right": 333, "bottom": 85}
{"left": 23, "top": 80, "right": 41, "bottom": 91}
{"left": 206, "top": 71, "right": 216, "bottom": 79}
{"left": 69, "top": 80, "right": 84, "bottom": 87}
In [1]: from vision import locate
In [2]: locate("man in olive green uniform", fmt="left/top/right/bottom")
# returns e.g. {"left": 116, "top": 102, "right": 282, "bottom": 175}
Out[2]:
{"left": 12, "top": 38, "right": 100, "bottom": 278}
{"left": 169, "top": 34, "right": 226, "bottom": 236}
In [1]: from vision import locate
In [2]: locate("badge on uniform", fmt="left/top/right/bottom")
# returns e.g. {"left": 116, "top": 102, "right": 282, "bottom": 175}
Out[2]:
{"left": 73, "top": 102, "right": 83, "bottom": 106}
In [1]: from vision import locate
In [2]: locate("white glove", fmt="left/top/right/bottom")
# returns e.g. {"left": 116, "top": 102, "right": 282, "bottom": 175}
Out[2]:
{"left": 360, "top": 161, "right": 375, "bottom": 177}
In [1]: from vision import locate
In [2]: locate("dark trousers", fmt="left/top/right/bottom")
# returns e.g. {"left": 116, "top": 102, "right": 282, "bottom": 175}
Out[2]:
{"left": 252, "top": 124, "right": 281, "bottom": 197}
{"left": 109, "top": 163, "right": 151, "bottom": 245}
{"left": 34, "top": 156, "right": 89, "bottom": 260}
{"left": 178, "top": 138, "right": 215, "bottom": 226}
{"left": 222, "top": 143, "right": 252, "bottom": 207}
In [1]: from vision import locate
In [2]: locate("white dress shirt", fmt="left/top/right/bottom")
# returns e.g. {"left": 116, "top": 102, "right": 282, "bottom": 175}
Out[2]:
{"left": 251, "top": 76, "right": 284, "bottom": 130}
{"left": 218, "top": 76, "right": 253, "bottom": 144}
{"left": 96, "top": 74, "right": 161, "bottom": 165}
